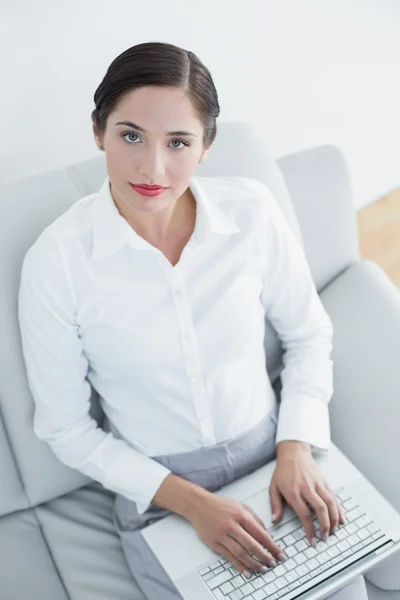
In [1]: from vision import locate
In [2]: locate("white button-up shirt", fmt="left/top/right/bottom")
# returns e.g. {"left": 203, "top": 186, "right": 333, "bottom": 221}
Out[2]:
{"left": 18, "top": 174, "right": 333, "bottom": 515}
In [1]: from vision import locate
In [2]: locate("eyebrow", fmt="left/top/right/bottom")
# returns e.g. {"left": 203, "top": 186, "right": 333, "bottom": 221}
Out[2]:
{"left": 114, "top": 120, "right": 198, "bottom": 137}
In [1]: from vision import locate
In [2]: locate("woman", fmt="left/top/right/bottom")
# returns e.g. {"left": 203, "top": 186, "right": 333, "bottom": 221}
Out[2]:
{"left": 18, "top": 41, "right": 368, "bottom": 599}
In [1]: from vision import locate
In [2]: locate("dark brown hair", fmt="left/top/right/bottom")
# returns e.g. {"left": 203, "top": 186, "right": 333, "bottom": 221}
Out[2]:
{"left": 91, "top": 41, "right": 220, "bottom": 147}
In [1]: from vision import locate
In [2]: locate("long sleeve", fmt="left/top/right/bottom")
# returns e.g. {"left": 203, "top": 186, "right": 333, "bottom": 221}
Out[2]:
{"left": 259, "top": 183, "right": 334, "bottom": 454}
{"left": 17, "top": 232, "right": 171, "bottom": 515}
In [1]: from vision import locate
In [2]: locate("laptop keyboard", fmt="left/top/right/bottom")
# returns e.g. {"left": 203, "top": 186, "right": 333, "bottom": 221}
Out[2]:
{"left": 198, "top": 486, "right": 388, "bottom": 600}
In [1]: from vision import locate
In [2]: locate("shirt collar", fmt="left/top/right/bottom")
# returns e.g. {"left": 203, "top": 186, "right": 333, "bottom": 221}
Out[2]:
{"left": 92, "top": 174, "right": 240, "bottom": 259}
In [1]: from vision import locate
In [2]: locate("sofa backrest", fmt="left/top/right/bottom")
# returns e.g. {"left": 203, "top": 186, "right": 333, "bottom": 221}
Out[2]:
{"left": 0, "top": 121, "right": 358, "bottom": 515}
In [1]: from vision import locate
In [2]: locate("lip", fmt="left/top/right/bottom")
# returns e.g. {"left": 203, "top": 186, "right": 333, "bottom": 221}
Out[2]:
{"left": 129, "top": 183, "right": 168, "bottom": 197}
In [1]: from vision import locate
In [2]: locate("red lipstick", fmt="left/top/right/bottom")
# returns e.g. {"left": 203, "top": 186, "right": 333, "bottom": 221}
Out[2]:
{"left": 129, "top": 183, "right": 168, "bottom": 197}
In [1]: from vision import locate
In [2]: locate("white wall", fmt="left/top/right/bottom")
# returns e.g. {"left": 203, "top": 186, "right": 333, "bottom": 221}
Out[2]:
{"left": 1, "top": 0, "right": 399, "bottom": 209}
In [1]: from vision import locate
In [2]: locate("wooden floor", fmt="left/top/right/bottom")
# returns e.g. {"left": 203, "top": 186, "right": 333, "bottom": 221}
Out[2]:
{"left": 357, "top": 188, "right": 400, "bottom": 289}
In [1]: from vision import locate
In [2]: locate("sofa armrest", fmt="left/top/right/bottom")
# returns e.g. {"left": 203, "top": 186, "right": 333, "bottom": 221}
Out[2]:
{"left": 278, "top": 144, "right": 360, "bottom": 292}
{"left": 320, "top": 260, "right": 400, "bottom": 591}
{"left": 321, "top": 259, "right": 400, "bottom": 508}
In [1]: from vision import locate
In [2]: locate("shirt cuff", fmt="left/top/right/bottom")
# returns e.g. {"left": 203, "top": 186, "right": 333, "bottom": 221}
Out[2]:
{"left": 101, "top": 444, "right": 172, "bottom": 516}
{"left": 275, "top": 395, "right": 331, "bottom": 453}
{"left": 134, "top": 467, "right": 172, "bottom": 516}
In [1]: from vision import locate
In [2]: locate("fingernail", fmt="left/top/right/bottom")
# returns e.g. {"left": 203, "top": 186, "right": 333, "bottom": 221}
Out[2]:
{"left": 310, "top": 537, "right": 317, "bottom": 548}
{"left": 243, "top": 569, "right": 252, "bottom": 577}
{"left": 260, "top": 566, "right": 269, "bottom": 573}
{"left": 323, "top": 532, "right": 329, "bottom": 542}
{"left": 271, "top": 513, "right": 277, "bottom": 522}
{"left": 277, "top": 553, "right": 286, "bottom": 561}
{"left": 332, "top": 526, "right": 337, "bottom": 535}
{"left": 270, "top": 559, "right": 277, "bottom": 567}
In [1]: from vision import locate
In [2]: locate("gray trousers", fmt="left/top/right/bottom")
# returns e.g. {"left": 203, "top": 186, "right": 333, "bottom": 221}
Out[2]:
{"left": 113, "top": 404, "right": 368, "bottom": 599}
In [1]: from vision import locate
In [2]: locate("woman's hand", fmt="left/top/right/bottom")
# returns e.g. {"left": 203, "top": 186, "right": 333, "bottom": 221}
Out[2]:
{"left": 270, "top": 441, "right": 345, "bottom": 546}
{"left": 186, "top": 491, "right": 287, "bottom": 577}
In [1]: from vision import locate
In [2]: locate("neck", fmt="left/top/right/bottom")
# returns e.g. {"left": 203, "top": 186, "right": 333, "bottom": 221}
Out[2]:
{"left": 111, "top": 185, "right": 196, "bottom": 244}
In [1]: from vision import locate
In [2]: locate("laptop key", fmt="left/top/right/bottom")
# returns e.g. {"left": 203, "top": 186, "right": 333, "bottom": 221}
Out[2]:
{"left": 273, "top": 576, "right": 287, "bottom": 590}
{"left": 273, "top": 565, "right": 286, "bottom": 577}
{"left": 228, "top": 589, "right": 244, "bottom": 600}
{"left": 294, "top": 539, "right": 308, "bottom": 552}
{"left": 294, "top": 552, "right": 307, "bottom": 565}
{"left": 304, "top": 547, "right": 317, "bottom": 558}
{"left": 367, "top": 523, "right": 379, "bottom": 534}
{"left": 358, "top": 529, "right": 371, "bottom": 541}
{"left": 240, "top": 582, "right": 254, "bottom": 596}
{"left": 252, "top": 590, "right": 267, "bottom": 600}
{"left": 231, "top": 575, "right": 245, "bottom": 588}
{"left": 355, "top": 515, "right": 372, "bottom": 529}
{"left": 342, "top": 498, "right": 358, "bottom": 511}
{"left": 263, "top": 583, "right": 278, "bottom": 595}
{"left": 295, "top": 565, "right": 309, "bottom": 578}
{"left": 288, "top": 580, "right": 302, "bottom": 590}
{"left": 282, "top": 533, "right": 296, "bottom": 546}
{"left": 261, "top": 571, "right": 276, "bottom": 584}
{"left": 346, "top": 507, "right": 364, "bottom": 522}
{"left": 251, "top": 577, "right": 265, "bottom": 590}
{"left": 283, "top": 558, "right": 296, "bottom": 570}
{"left": 283, "top": 571, "right": 297, "bottom": 584}
{"left": 335, "top": 528, "right": 347, "bottom": 540}
{"left": 327, "top": 546, "right": 340, "bottom": 559}
{"left": 337, "top": 539, "right": 350, "bottom": 552}
{"left": 284, "top": 545, "right": 297, "bottom": 558}
{"left": 206, "top": 569, "right": 232, "bottom": 590}
{"left": 292, "top": 528, "right": 304, "bottom": 541}
{"left": 326, "top": 535, "right": 338, "bottom": 546}
{"left": 220, "top": 581, "right": 234, "bottom": 594}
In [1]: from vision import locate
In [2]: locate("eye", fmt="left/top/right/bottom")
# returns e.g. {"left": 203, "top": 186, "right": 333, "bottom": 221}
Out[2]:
{"left": 121, "top": 132, "right": 190, "bottom": 149}
{"left": 122, "top": 132, "right": 141, "bottom": 144}
{"left": 169, "top": 139, "right": 190, "bottom": 149}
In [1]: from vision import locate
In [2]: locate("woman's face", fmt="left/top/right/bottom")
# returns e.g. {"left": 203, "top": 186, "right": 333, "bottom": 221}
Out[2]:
{"left": 94, "top": 85, "right": 209, "bottom": 216}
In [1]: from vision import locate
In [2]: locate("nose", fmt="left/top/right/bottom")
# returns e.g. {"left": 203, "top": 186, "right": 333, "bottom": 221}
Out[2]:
{"left": 138, "top": 145, "right": 166, "bottom": 184}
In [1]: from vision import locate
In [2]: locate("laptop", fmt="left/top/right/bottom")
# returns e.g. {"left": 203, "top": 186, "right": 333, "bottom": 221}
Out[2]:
{"left": 142, "top": 442, "right": 400, "bottom": 599}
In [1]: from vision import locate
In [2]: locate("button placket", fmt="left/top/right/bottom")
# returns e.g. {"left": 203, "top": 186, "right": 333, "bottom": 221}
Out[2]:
{"left": 169, "top": 271, "right": 215, "bottom": 446}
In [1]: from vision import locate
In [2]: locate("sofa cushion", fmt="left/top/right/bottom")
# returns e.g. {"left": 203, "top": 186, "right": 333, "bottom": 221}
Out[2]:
{"left": 35, "top": 482, "right": 145, "bottom": 600}
{"left": 0, "top": 408, "right": 29, "bottom": 516}
{"left": 0, "top": 509, "right": 69, "bottom": 600}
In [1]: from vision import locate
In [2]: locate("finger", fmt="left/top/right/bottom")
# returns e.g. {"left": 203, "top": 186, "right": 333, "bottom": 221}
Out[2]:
{"left": 224, "top": 535, "right": 274, "bottom": 574}
{"left": 232, "top": 525, "right": 279, "bottom": 569}
{"left": 290, "top": 492, "right": 318, "bottom": 545}
{"left": 302, "top": 489, "right": 330, "bottom": 542}
{"left": 269, "top": 482, "right": 284, "bottom": 524}
{"left": 215, "top": 543, "right": 256, "bottom": 578}
{"left": 323, "top": 480, "right": 346, "bottom": 525}
{"left": 317, "top": 485, "right": 341, "bottom": 534}
{"left": 239, "top": 510, "right": 285, "bottom": 560}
